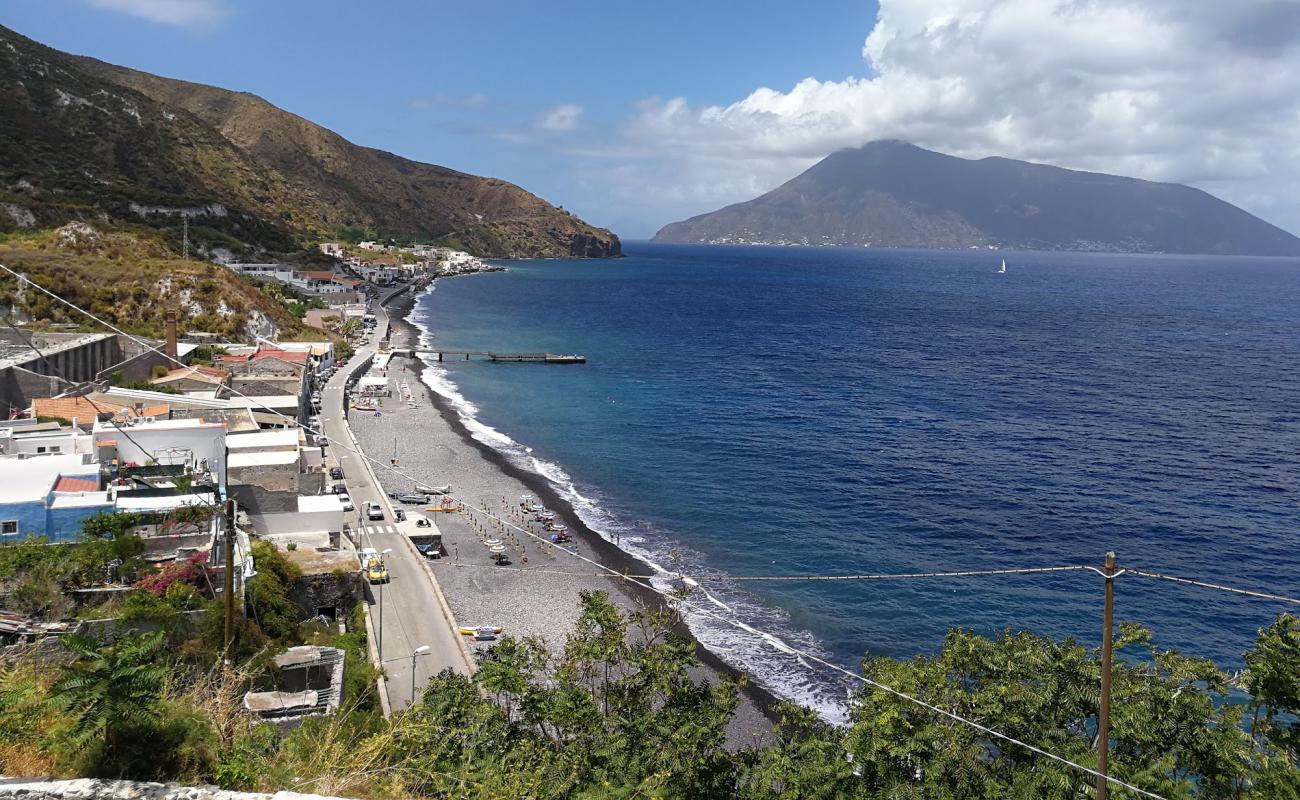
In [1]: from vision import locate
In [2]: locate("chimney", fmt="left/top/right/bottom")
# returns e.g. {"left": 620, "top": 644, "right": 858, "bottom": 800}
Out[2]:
{"left": 164, "top": 311, "right": 178, "bottom": 361}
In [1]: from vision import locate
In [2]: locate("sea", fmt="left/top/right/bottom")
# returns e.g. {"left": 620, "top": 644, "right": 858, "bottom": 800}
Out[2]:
{"left": 408, "top": 242, "right": 1300, "bottom": 721}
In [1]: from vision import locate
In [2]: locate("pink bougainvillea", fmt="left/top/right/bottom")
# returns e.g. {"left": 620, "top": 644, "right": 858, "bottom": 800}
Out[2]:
{"left": 135, "top": 550, "right": 211, "bottom": 597}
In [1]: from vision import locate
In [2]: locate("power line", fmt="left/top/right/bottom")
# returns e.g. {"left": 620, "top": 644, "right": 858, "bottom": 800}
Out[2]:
{"left": 0, "top": 264, "right": 1243, "bottom": 798}
{"left": 445, "top": 562, "right": 1093, "bottom": 582}
{"left": 1124, "top": 567, "right": 1300, "bottom": 606}
{"left": 452, "top": 504, "right": 1166, "bottom": 798}
{"left": 0, "top": 262, "right": 424, "bottom": 664}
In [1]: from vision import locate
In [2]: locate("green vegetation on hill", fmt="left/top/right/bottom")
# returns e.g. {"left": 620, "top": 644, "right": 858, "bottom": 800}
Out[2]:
{"left": 0, "top": 229, "right": 327, "bottom": 341}
{"left": 2, "top": 530, "right": 1298, "bottom": 800}
{"left": 0, "top": 24, "right": 619, "bottom": 260}
{"left": 0, "top": 520, "right": 376, "bottom": 780}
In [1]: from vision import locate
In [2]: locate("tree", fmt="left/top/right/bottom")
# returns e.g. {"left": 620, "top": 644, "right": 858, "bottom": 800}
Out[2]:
{"left": 843, "top": 624, "right": 1261, "bottom": 799}
{"left": 47, "top": 631, "right": 169, "bottom": 754}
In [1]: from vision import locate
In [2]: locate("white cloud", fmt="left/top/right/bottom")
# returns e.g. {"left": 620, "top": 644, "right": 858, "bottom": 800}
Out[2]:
{"left": 409, "top": 92, "right": 489, "bottom": 111}
{"left": 604, "top": 0, "right": 1300, "bottom": 234}
{"left": 85, "top": 0, "right": 226, "bottom": 27}
{"left": 539, "top": 103, "right": 584, "bottom": 132}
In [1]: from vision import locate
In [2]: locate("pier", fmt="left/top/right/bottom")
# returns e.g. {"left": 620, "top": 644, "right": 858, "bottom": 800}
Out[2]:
{"left": 401, "top": 349, "right": 586, "bottom": 364}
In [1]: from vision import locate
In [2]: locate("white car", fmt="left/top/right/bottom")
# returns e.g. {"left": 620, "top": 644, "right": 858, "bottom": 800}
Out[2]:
{"left": 365, "top": 500, "right": 384, "bottom": 521}
{"left": 338, "top": 493, "right": 354, "bottom": 512}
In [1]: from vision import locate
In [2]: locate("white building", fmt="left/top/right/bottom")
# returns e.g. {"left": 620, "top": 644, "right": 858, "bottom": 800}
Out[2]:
{"left": 94, "top": 417, "right": 227, "bottom": 490}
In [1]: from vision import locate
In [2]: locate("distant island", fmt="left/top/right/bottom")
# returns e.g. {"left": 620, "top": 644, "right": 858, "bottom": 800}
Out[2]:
{"left": 654, "top": 140, "right": 1300, "bottom": 256}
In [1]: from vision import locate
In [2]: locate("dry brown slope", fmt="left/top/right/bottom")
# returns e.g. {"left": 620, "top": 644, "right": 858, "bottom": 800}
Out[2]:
{"left": 78, "top": 58, "right": 621, "bottom": 258}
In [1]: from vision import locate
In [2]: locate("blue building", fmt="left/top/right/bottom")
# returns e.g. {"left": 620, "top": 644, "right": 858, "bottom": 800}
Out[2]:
{"left": 0, "top": 446, "right": 112, "bottom": 543}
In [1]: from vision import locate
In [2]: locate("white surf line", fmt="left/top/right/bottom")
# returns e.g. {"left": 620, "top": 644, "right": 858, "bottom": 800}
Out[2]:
{"left": 1, "top": 263, "right": 1162, "bottom": 798}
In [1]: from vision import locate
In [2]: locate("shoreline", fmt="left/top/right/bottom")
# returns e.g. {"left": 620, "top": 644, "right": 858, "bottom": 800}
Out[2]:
{"left": 377, "top": 284, "right": 783, "bottom": 738}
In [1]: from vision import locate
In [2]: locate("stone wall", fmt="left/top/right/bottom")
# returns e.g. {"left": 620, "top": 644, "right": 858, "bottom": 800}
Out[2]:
{"left": 288, "top": 571, "right": 362, "bottom": 620}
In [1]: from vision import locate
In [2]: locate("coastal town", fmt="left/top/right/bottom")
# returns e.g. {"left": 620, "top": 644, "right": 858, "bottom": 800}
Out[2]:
{"left": 3, "top": 5, "right": 1299, "bottom": 798}
{"left": 0, "top": 244, "right": 515, "bottom": 719}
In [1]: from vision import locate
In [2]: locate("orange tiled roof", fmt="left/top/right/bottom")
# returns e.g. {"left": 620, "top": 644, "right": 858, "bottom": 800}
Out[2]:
{"left": 32, "top": 396, "right": 170, "bottom": 424}
{"left": 218, "top": 346, "right": 309, "bottom": 366}
{"left": 53, "top": 476, "right": 99, "bottom": 493}
{"left": 151, "top": 365, "right": 231, "bottom": 384}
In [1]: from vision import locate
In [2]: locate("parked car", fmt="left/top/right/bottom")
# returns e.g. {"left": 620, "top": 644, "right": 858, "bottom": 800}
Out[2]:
{"left": 339, "top": 494, "right": 354, "bottom": 512}
{"left": 330, "top": 466, "right": 344, "bottom": 480}
{"left": 365, "top": 501, "right": 384, "bottom": 521}
{"left": 332, "top": 483, "right": 347, "bottom": 494}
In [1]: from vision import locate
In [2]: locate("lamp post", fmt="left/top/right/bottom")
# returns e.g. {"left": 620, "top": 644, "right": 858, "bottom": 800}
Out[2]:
{"left": 411, "top": 644, "right": 431, "bottom": 704}
{"left": 376, "top": 547, "right": 393, "bottom": 659}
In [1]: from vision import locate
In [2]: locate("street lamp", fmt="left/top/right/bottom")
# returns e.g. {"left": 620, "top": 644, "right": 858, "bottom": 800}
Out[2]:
{"left": 377, "top": 547, "right": 393, "bottom": 659}
{"left": 411, "top": 644, "right": 431, "bottom": 703}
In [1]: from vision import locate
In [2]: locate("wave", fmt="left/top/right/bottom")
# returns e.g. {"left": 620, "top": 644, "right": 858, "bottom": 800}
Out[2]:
{"left": 407, "top": 282, "right": 854, "bottom": 724}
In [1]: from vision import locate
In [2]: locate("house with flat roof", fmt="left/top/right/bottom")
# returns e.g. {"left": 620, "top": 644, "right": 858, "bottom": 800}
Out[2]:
{"left": 0, "top": 448, "right": 111, "bottom": 542}
{"left": 229, "top": 485, "right": 344, "bottom": 549}
{"left": 94, "top": 416, "right": 227, "bottom": 491}
{"left": 226, "top": 428, "right": 313, "bottom": 492}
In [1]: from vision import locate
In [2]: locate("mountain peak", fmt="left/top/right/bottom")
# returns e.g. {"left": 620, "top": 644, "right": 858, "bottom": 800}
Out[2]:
{"left": 654, "top": 143, "right": 1300, "bottom": 255}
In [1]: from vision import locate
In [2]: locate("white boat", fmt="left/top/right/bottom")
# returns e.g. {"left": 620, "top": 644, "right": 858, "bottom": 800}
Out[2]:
{"left": 998, "top": 258, "right": 1007, "bottom": 274}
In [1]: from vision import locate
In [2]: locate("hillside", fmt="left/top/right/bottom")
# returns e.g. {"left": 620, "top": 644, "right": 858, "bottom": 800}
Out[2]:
{"left": 654, "top": 141, "right": 1300, "bottom": 256}
{"left": 0, "top": 25, "right": 619, "bottom": 259}
{"left": 0, "top": 227, "right": 320, "bottom": 341}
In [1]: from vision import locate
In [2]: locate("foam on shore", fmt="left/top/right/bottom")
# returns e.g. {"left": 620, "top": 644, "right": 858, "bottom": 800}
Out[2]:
{"left": 407, "top": 280, "right": 854, "bottom": 724}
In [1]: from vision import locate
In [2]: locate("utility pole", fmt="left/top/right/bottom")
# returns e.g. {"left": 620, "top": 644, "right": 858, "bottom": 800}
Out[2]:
{"left": 223, "top": 498, "right": 237, "bottom": 654}
{"left": 1097, "top": 550, "right": 1117, "bottom": 800}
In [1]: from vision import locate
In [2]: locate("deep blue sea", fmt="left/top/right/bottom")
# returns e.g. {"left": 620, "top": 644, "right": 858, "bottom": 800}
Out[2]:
{"left": 410, "top": 242, "right": 1300, "bottom": 719}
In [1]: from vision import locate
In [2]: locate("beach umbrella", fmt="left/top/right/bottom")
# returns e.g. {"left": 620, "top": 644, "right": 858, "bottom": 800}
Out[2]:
{"left": 489, "top": 544, "right": 506, "bottom": 553}
{"left": 485, "top": 538, "right": 502, "bottom": 547}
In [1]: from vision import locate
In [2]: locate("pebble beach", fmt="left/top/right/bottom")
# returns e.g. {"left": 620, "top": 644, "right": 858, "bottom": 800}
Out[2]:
{"left": 347, "top": 288, "right": 774, "bottom": 746}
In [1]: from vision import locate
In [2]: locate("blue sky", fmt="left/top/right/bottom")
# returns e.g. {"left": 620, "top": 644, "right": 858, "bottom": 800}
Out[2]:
{"left": 4, "top": 1, "right": 1300, "bottom": 240}
{"left": 0, "top": 0, "right": 875, "bottom": 237}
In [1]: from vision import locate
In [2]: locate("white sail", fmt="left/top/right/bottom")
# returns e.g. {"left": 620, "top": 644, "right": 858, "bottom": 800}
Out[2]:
{"left": 998, "top": 258, "right": 1007, "bottom": 274}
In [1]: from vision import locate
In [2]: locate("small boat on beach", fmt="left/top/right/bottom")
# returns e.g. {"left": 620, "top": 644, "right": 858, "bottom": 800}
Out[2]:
{"left": 459, "top": 625, "right": 503, "bottom": 636}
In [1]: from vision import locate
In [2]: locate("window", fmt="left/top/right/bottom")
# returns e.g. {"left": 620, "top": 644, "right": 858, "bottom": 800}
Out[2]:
{"left": 0, "top": 521, "right": 18, "bottom": 536}
{"left": 36, "top": 446, "right": 46, "bottom": 454}
{"left": 49, "top": 445, "right": 61, "bottom": 453}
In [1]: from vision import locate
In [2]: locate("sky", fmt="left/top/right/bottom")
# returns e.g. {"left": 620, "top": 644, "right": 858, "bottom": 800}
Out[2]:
{"left": 3, "top": 0, "right": 1299, "bottom": 240}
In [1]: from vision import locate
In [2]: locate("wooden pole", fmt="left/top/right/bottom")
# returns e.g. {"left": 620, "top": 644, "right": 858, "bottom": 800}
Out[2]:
{"left": 1097, "top": 550, "right": 1117, "bottom": 800}
{"left": 223, "top": 498, "right": 237, "bottom": 653}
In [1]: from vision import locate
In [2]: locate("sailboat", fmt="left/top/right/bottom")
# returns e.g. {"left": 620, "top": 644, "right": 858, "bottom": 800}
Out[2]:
{"left": 998, "top": 258, "right": 1007, "bottom": 274}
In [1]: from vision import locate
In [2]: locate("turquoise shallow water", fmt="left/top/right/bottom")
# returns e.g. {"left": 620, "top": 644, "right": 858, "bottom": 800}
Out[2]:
{"left": 410, "top": 242, "right": 1300, "bottom": 717}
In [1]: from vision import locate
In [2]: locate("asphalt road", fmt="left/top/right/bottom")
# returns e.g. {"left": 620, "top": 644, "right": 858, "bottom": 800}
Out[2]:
{"left": 319, "top": 285, "right": 471, "bottom": 711}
